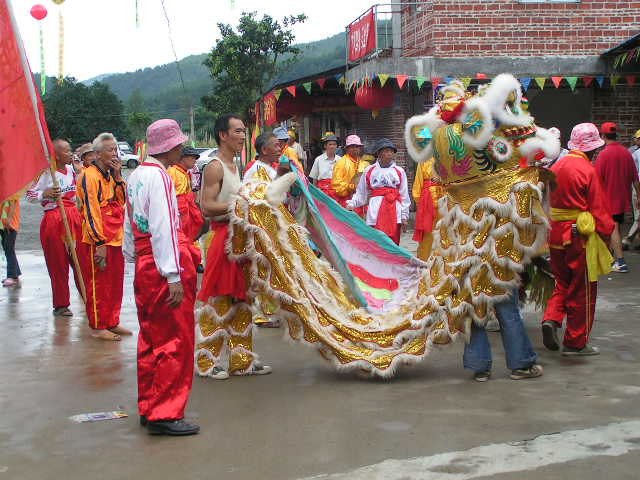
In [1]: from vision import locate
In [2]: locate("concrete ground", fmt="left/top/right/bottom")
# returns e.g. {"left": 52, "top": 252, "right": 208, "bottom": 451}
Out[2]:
{"left": 1, "top": 200, "right": 640, "bottom": 479}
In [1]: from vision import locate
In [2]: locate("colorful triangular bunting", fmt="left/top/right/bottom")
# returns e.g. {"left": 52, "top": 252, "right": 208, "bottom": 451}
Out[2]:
{"left": 476, "top": 73, "right": 487, "bottom": 79}
{"left": 520, "top": 77, "right": 532, "bottom": 91}
{"left": 396, "top": 74, "right": 409, "bottom": 89}
{"left": 582, "top": 76, "right": 594, "bottom": 88}
{"left": 431, "top": 77, "right": 442, "bottom": 87}
{"left": 551, "top": 76, "right": 563, "bottom": 88}
{"left": 378, "top": 74, "right": 390, "bottom": 87}
{"left": 626, "top": 75, "right": 637, "bottom": 86}
{"left": 566, "top": 77, "right": 578, "bottom": 91}
{"left": 303, "top": 82, "right": 312, "bottom": 94}
{"left": 534, "top": 77, "right": 547, "bottom": 89}
{"left": 416, "top": 76, "right": 427, "bottom": 90}
{"left": 317, "top": 78, "right": 327, "bottom": 89}
{"left": 274, "top": 89, "right": 282, "bottom": 100}
{"left": 286, "top": 85, "right": 296, "bottom": 97}
{"left": 611, "top": 75, "right": 621, "bottom": 88}
{"left": 596, "top": 76, "right": 605, "bottom": 87}
{"left": 461, "top": 77, "right": 472, "bottom": 89}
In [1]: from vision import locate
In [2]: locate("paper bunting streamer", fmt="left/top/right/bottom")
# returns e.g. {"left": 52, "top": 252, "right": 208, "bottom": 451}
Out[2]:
{"left": 551, "top": 76, "right": 563, "bottom": 88}
{"left": 58, "top": 10, "right": 64, "bottom": 84}
{"left": 596, "top": 76, "right": 605, "bottom": 87}
{"left": 611, "top": 75, "right": 621, "bottom": 88}
{"left": 274, "top": 89, "right": 282, "bottom": 100}
{"left": 566, "top": 77, "right": 578, "bottom": 91}
{"left": 303, "top": 82, "right": 312, "bottom": 94}
{"left": 520, "top": 78, "right": 531, "bottom": 91}
{"left": 416, "top": 76, "right": 427, "bottom": 90}
{"left": 534, "top": 77, "right": 546, "bottom": 89}
{"left": 582, "top": 76, "right": 594, "bottom": 88}
{"left": 443, "top": 76, "right": 454, "bottom": 84}
{"left": 317, "top": 78, "right": 326, "bottom": 89}
{"left": 461, "top": 77, "right": 472, "bottom": 89}
{"left": 626, "top": 75, "right": 636, "bottom": 87}
{"left": 378, "top": 74, "right": 390, "bottom": 87}
{"left": 39, "top": 24, "right": 46, "bottom": 94}
{"left": 431, "top": 77, "right": 441, "bottom": 87}
{"left": 136, "top": 0, "right": 140, "bottom": 27}
{"left": 396, "top": 75, "right": 408, "bottom": 89}
{"left": 476, "top": 73, "right": 487, "bottom": 79}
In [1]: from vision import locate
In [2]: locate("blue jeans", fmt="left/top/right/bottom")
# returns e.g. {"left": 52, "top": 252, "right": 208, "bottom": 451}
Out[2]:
{"left": 463, "top": 289, "right": 538, "bottom": 372}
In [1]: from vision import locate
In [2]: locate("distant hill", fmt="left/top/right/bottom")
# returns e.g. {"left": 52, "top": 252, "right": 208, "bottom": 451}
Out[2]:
{"left": 80, "top": 32, "right": 346, "bottom": 123}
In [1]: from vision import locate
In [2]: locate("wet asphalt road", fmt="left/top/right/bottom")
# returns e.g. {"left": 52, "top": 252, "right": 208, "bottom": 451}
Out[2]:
{"left": 1, "top": 201, "right": 640, "bottom": 479}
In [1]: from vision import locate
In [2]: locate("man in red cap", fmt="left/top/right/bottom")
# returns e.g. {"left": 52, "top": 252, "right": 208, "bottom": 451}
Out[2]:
{"left": 595, "top": 122, "right": 640, "bottom": 272}
{"left": 542, "top": 123, "right": 615, "bottom": 357}
{"left": 123, "top": 119, "right": 200, "bottom": 435}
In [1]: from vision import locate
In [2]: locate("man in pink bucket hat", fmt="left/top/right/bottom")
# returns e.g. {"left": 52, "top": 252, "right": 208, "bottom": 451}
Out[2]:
{"left": 123, "top": 119, "right": 201, "bottom": 435}
{"left": 541, "top": 123, "right": 615, "bottom": 357}
{"left": 332, "top": 134, "right": 370, "bottom": 209}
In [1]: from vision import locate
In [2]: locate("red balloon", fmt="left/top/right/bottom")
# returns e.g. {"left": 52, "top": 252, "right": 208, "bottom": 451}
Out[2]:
{"left": 30, "top": 4, "right": 48, "bottom": 21}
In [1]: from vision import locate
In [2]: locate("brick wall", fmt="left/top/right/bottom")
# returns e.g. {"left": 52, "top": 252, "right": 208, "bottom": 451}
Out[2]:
{"left": 401, "top": 0, "right": 640, "bottom": 57}
{"left": 592, "top": 85, "right": 640, "bottom": 143}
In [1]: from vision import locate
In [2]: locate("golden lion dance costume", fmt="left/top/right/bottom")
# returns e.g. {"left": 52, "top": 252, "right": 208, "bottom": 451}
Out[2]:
{"left": 223, "top": 74, "right": 559, "bottom": 377}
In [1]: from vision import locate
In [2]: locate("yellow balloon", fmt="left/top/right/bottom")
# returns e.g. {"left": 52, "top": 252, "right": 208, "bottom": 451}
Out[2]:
{"left": 51, "top": 0, "right": 65, "bottom": 4}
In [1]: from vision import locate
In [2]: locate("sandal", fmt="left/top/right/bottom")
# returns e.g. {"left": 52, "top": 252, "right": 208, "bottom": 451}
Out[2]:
{"left": 53, "top": 307, "right": 73, "bottom": 317}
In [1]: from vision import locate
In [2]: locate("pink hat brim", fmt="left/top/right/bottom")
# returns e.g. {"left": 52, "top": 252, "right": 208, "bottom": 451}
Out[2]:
{"left": 147, "top": 133, "right": 189, "bottom": 155}
{"left": 567, "top": 137, "right": 604, "bottom": 152}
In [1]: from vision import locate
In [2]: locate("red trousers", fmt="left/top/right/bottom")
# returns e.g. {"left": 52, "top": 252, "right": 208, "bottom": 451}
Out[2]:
{"left": 83, "top": 243, "right": 124, "bottom": 330}
{"left": 135, "top": 242, "right": 198, "bottom": 421}
{"left": 40, "top": 206, "right": 84, "bottom": 309}
{"left": 543, "top": 238, "right": 597, "bottom": 349}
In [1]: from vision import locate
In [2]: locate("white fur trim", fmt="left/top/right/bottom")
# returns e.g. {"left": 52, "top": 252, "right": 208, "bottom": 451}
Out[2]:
{"left": 460, "top": 97, "right": 494, "bottom": 150}
{"left": 483, "top": 73, "right": 533, "bottom": 127}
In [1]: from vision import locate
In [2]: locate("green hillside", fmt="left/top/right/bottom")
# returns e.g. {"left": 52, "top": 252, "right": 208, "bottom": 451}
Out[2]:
{"left": 83, "top": 32, "right": 346, "bottom": 124}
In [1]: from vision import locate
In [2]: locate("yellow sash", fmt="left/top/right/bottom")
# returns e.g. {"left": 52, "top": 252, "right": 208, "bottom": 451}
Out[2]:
{"left": 550, "top": 208, "right": 612, "bottom": 282}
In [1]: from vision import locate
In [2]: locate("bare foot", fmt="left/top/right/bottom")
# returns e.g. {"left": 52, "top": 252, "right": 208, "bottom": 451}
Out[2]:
{"left": 92, "top": 329, "right": 121, "bottom": 341}
{"left": 109, "top": 325, "right": 133, "bottom": 336}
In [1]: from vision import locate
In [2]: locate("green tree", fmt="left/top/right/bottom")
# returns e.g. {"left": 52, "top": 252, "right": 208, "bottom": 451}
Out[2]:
{"left": 127, "top": 112, "right": 152, "bottom": 141}
{"left": 43, "top": 78, "right": 130, "bottom": 144}
{"left": 202, "top": 11, "right": 307, "bottom": 122}
{"left": 126, "top": 88, "right": 147, "bottom": 114}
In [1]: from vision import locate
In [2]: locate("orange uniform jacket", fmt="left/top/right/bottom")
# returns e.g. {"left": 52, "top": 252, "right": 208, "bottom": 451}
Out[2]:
{"left": 77, "top": 164, "right": 126, "bottom": 246}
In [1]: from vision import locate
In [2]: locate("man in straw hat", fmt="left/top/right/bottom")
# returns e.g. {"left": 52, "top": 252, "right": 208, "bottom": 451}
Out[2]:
{"left": 76, "top": 133, "right": 131, "bottom": 341}
{"left": 542, "top": 123, "right": 615, "bottom": 357}
{"left": 332, "top": 134, "right": 369, "bottom": 208}
{"left": 347, "top": 138, "right": 410, "bottom": 245}
{"left": 309, "top": 133, "right": 340, "bottom": 200}
{"left": 123, "top": 119, "right": 200, "bottom": 436}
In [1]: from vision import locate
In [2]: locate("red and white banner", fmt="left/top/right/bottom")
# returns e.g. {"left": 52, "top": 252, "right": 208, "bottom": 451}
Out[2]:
{"left": 348, "top": 8, "right": 376, "bottom": 62}
{"left": 0, "top": 0, "right": 51, "bottom": 202}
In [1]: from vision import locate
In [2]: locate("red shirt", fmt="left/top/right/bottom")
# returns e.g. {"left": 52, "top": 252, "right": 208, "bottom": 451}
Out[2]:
{"left": 595, "top": 141, "right": 638, "bottom": 215}
{"left": 549, "top": 151, "right": 614, "bottom": 247}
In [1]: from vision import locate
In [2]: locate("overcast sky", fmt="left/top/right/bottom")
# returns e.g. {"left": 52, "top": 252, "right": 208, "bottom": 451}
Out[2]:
{"left": 13, "top": 0, "right": 375, "bottom": 81}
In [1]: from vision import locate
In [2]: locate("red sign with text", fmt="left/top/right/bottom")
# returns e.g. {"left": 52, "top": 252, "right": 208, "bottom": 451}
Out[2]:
{"left": 263, "top": 94, "right": 277, "bottom": 126}
{"left": 348, "top": 8, "right": 376, "bottom": 62}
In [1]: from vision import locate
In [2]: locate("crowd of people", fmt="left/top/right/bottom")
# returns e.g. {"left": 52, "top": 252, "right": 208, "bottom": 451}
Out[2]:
{"left": 0, "top": 111, "right": 638, "bottom": 436}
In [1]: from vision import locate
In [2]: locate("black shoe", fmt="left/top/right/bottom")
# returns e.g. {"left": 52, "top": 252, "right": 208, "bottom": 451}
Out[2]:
{"left": 541, "top": 321, "right": 560, "bottom": 351}
{"left": 147, "top": 419, "right": 200, "bottom": 436}
{"left": 140, "top": 415, "right": 147, "bottom": 427}
{"left": 196, "top": 264, "right": 205, "bottom": 274}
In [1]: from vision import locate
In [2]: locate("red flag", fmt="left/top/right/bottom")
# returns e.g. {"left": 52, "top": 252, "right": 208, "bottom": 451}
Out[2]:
{"left": 396, "top": 75, "right": 409, "bottom": 89}
{"left": 317, "top": 78, "right": 327, "bottom": 89}
{"left": 0, "top": 0, "right": 51, "bottom": 203}
{"left": 551, "top": 76, "right": 563, "bottom": 88}
{"left": 476, "top": 73, "right": 487, "bottom": 79}
{"left": 286, "top": 85, "right": 297, "bottom": 97}
{"left": 582, "top": 76, "right": 594, "bottom": 88}
{"left": 431, "top": 77, "right": 442, "bottom": 87}
{"left": 626, "top": 75, "right": 637, "bottom": 87}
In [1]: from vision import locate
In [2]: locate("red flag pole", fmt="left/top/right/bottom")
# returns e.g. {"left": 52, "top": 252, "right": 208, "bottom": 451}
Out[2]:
{"left": 6, "top": 0, "right": 87, "bottom": 303}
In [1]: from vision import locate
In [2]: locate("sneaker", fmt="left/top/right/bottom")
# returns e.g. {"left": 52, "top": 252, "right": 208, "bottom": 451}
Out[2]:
{"left": 562, "top": 345, "right": 600, "bottom": 356}
{"left": 236, "top": 361, "right": 272, "bottom": 376}
{"left": 473, "top": 370, "right": 491, "bottom": 382}
{"left": 210, "top": 366, "right": 230, "bottom": 380}
{"left": 541, "top": 321, "right": 560, "bottom": 351}
{"left": 53, "top": 307, "right": 73, "bottom": 317}
{"left": 510, "top": 364, "right": 543, "bottom": 380}
{"left": 612, "top": 262, "right": 629, "bottom": 273}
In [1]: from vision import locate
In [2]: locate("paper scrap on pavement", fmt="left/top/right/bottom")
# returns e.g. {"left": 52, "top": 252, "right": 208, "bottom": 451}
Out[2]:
{"left": 69, "top": 411, "right": 128, "bottom": 423}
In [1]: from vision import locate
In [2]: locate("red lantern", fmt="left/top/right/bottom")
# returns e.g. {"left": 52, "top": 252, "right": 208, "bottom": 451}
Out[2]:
{"left": 30, "top": 4, "right": 48, "bottom": 20}
{"left": 355, "top": 83, "right": 395, "bottom": 111}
